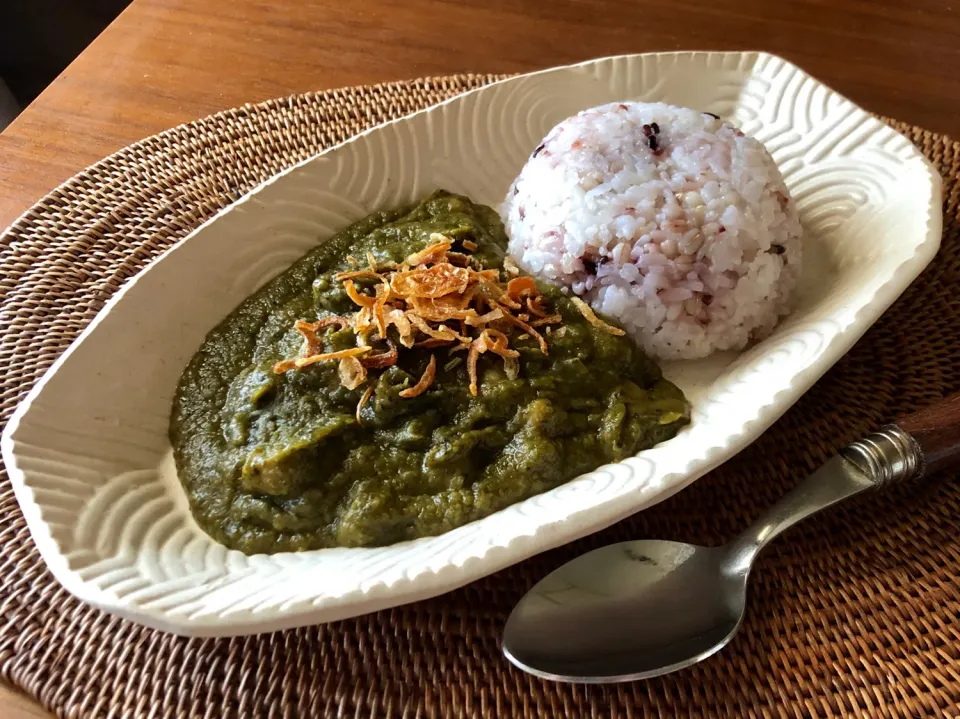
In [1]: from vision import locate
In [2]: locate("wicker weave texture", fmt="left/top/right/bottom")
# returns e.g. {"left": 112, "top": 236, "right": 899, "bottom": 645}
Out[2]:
{"left": 0, "top": 75, "right": 958, "bottom": 718}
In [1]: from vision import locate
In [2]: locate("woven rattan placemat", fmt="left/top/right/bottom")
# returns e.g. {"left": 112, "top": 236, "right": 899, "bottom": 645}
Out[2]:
{"left": 0, "top": 74, "right": 958, "bottom": 718}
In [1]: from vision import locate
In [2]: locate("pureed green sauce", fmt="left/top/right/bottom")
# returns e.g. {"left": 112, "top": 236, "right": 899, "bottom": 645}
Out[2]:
{"left": 170, "top": 191, "right": 689, "bottom": 553}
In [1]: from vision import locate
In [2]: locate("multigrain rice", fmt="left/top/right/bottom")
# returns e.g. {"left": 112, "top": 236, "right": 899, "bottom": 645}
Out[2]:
{"left": 501, "top": 102, "right": 802, "bottom": 360}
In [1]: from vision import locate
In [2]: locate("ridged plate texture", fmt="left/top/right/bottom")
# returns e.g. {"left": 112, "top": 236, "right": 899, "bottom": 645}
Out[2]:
{"left": 1, "top": 52, "right": 942, "bottom": 636}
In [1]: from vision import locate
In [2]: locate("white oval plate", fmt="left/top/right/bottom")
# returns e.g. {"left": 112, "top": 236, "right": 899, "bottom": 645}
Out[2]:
{"left": 2, "top": 52, "right": 941, "bottom": 636}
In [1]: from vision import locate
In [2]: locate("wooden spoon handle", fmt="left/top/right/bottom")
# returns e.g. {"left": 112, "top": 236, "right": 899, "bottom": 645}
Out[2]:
{"left": 896, "top": 392, "right": 960, "bottom": 476}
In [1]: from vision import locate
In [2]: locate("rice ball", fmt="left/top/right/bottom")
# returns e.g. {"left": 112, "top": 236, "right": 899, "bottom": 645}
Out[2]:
{"left": 500, "top": 102, "right": 802, "bottom": 360}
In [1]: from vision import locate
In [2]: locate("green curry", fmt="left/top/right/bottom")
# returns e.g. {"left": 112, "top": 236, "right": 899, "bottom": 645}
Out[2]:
{"left": 170, "top": 191, "right": 689, "bottom": 553}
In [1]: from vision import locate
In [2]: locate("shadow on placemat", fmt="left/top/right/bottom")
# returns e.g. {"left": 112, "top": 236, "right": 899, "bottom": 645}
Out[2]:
{"left": 0, "top": 75, "right": 958, "bottom": 718}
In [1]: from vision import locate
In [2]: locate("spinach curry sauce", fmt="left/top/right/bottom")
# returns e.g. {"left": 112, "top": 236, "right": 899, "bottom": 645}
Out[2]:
{"left": 171, "top": 191, "right": 689, "bottom": 553}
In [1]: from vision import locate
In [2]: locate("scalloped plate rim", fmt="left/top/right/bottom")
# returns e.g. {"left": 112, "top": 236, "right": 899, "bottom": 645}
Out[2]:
{"left": 1, "top": 50, "right": 943, "bottom": 636}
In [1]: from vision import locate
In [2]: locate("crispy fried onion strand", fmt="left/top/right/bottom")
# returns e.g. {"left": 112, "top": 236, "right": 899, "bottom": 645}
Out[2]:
{"left": 360, "top": 339, "right": 399, "bottom": 369}
{"left": 338, "top": 356, "right": 367, "bottom": 390}
{"left": 399, "top": 355, "right": 437, "bottom": 398}
{"left": 467, "top": 329, "right": 519, "bottom": 396}
{"left": 355, "top": 385, "right": 374, "bottom": 424}
{"left": 274, "top": 346, "right": 371, "bottom": 374}
{"left": 570, "top": 296, "right": 626, "bottom": 336}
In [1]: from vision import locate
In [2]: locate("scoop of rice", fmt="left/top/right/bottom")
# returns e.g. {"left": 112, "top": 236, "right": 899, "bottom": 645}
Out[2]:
{"left": 500, "top": 102, "right": 802, "bottom": 360}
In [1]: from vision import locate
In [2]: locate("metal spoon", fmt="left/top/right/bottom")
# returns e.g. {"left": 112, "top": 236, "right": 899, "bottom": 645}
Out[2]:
{"left": 502, "top": 393, "right": 960, "bottom": 683}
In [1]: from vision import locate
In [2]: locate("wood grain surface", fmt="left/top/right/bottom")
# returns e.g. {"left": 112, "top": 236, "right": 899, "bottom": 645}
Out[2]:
{"left": 1, "top": 0, "right": 959, "bottom": 233}
{"left": 0, "top": 0, "right": 958, "bottom": 716}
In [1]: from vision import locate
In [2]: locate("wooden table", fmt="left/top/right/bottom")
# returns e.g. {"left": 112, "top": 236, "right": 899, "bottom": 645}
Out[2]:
{"left": 1, "top": 0, "right": 957, "bottom": 715}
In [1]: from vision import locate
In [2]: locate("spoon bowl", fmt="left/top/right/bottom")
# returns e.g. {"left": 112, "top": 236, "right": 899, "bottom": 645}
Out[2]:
{"left": 503, "top": 540, "right": 748, "bottom": 682}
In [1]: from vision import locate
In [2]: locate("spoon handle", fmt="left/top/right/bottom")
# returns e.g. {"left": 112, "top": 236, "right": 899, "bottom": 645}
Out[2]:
{"left": 895, "top": 392, "right": 960, "bottom": 475}
{"left": 730, "top": 392, "right": 960, "bottom": 564}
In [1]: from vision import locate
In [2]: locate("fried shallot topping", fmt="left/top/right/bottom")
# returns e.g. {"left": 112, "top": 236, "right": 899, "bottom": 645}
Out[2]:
{"left": 570, "top": 297, "right": 626, "bottom": 336}
{"left": 273, "top": 233, "right": 581, "bottom": 406}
